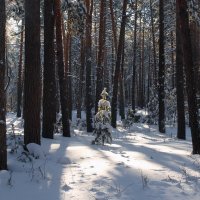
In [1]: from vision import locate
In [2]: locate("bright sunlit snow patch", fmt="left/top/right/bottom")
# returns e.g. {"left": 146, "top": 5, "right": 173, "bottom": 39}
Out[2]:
{"left": 1, "top": 112, "right": 200, "bottom": 200}
{"left": 26, "top": 143, "right": 45, "bottom": 159}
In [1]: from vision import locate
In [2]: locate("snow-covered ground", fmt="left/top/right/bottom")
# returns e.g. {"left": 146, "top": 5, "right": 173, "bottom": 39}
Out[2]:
{"left": 0, "top": 113, "right": 200, "bottom": 200}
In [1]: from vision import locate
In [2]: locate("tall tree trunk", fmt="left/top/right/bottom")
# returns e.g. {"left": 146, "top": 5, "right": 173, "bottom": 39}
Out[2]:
{"left": 0, "top": 0, "right": 7, "bottom": 170}
{"left": 131, "top": 0, "right": 138, "bottom": 111}
{"left": 176, "top": 1, "right": 185, "bottom": 140}
{"left": 171, "top": 31, "right": 175, "bottom": 89}
{"left": 111, "top": 0, "right": 128, "bottom": 128}
{"left": 150, "top": 0, "right": 157, "bottom": 87}
{"left": 177, "top": 0, "right": 200, "bottom": 154}
{"left": 68, "top": 36, "right": 72, "bottom": 120}
{"left": 16, "top": 25, "right": 24, "bottom": 118}
{"left": 95, "top": 0, "right": 106, "bottom": 113}
{"left": 77, "top": 35, "right": 85, "bottom": 119}
{"left": 109, "top": 0, "right": 117, "bottom": 86}
{"left": 119, "top": 41, "right": 125, "bottom": 120}
{"left": 138, "top": 12, "right": 144, "bottom": 108}
{"left": 158, "top": 0, "right": 165, "bottom": 133}
{"left": 42, "top": 0, "right": 56, "bottom": 139}
{"left": 109, "top": 0, "right": 117, "bottom": 54}
{"left": 24, "top": 0, "right": 41, "bottom": 145}
{"left": 147, "top": 37, "right": 152, "bottom": 105}
{"left": 55, "top": 0, "right": 70, "bottom": 137}
{"left": 85, "top": 0, "right": 93, "bottom": 132}
{"left": 63, "top": 17, "right": 72, "bottom": 121}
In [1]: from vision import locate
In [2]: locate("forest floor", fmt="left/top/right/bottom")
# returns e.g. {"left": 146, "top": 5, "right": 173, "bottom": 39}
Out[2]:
{"left": 0, "top": 112, "right": 200, "bottom": 200}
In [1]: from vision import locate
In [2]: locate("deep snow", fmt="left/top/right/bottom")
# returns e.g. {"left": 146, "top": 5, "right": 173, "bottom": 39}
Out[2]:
{"left": 0, "top": 112, "right": 200, "bottom": 200}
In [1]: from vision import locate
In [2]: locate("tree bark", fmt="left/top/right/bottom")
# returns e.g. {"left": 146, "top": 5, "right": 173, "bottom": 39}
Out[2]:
{"left": 131, "top": 0, "right": 138, "bottom": 111}
{"left": 77, "top": 35, "right": 85, "bottom": 119}
{"left": 150, "top": 0, "right": 157, "bottom": 87}
{"left": 109, "top": 0, "right": 118, "bottom": 54}
{"left": 158, "top": 0, "right": 165, "bottom": 133}
{"left": 42, "top": 0, "right": 57, "bottom": 139}
{"left": 177, "top": 0, "right": 200, "bottom": 154}
{"left": 111, "top": 0, "right": 128, "bottom": 128}
{"left": 16, "top": 25, "right": 24, "bottom": 118}
{"left": 176, "top": 1, "right": 185, "bottom": 139}
{"left": 0, "top": 0, "right": 7, "bottom": 170}
{"left": 119, "top": 41, "right": 125, "bottom": 120}
{"left": 85, "top": 0, "right": 93, "bottom": 132}
{"left": 95, "top": 0, "right": 106, "bottom": 113}
{"left": 55, "top": 0, "right": 70, "bottom": 137}
{"left": 24, "top": 0, "right": 41, "bottom": 145}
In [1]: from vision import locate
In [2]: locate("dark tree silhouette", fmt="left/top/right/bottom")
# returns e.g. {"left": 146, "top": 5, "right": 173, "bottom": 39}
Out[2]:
{"left": 16, "top": 25, "right": 24, "bottom": 118}
{"left": 54, "top": 0, "right": 71, "bottom": 137}
{"left": 158, "top": 0, "right": 165, "bottom": 133}
{"left": 177, "top": 0, "right": 200, "bottom": 154}
{"left": 176, "top": 1, "right": 185, "bottom": 139}
{"left": 24, "top": 0, "right": 41, "bottom": 145}
{"left": 111, "top": 0, "right": 128, "bottom": 128}
{"left": 42, "top": 0, "right": 57, "bottom": 139}
{"left": 131, "top": 0, "right": 138, "bottom": 112}
{"left": 0, "top": 0, "right": 7, "bottom": 170}
{"left": 95, "top": 0, "right": 106, "bottom": 113}
{"left": 85, "top": 0, "right": 93, "bottom": 132}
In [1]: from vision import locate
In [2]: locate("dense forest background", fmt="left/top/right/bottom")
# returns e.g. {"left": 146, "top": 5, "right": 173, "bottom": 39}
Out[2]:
{"left": 0, "top": 0, "right": 200, "bottom": 170}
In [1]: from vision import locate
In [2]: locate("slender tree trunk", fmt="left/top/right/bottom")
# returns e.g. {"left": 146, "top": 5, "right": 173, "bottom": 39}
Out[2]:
{"left": 177, "top": 0, "right": 200, "bottom": 154}
{"left": 119, "top": 42, "right": 125, "bottom": 120}
{"left": 190, "top": 21, "right": 200, "bottom": 96}
{"left": 109, "top": 0, "right": 117, "bottom": 54}
{"left": 138, "top": 12, "right": 144, "bottom": 108}
{"left": 85, "top": 0, "right": 93, "bottom": 132}
{"left": 111, "top": 0, "right": 128, "bottom": 128}
{"left": 63, "top": 18, "right": 72, "bottom": 121}
{"left": 150, "top": 0, "right": 157, "bottom": 87}
{"left": 55, "top": 0, "right": 70, "bottom": 137}
{"left": 176, "top": 1, "right": 185, "bottom": 140}
{"left": 17, "top": 26, "right": 24, "bottom": 118}
{"left": 147, "top": 38, "right": 152, "bottom": 105}
{"left": 77, "top": 36, "right": 85, "bottom": 119}
{"left": 42, "top": 0, "right": 56, "bottom": 139}
{"left": 171, "top": 31, "right": 175, "bottom": 89}
{"left": 95, "top": 0, "right": 106, "bottom": 113}
{"left": 132, "top": 0, "right": 138, "bottom": 111}
{"left": 0, "top": 0, "right": 7, "bottom": 170}
{"left": 68, "top": 35, "right": 72, "bottom": 120}
{"left": 24, "top": 0, "right": 41, "bottom": 145}
{"left": 158, "top": 0, "right": 165, "bottom": 133}
{"left": 141, "top": 23, "right": 145, "bottom": 108}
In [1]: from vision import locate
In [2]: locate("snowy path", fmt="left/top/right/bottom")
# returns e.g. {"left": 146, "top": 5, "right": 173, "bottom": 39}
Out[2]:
{"left": 1, "top": 114, "right": 200, "bottom": 200}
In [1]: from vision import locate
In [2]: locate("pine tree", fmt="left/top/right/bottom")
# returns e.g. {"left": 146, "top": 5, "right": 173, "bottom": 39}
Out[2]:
{"left": 176, "top": 1, "right": 185, "bottom": 139}
{"left": 55, "top": 0, "right": 71, "bottom": 137}
{"left": 85, "top": 0, "right": 93, "bottom": 132}
{"left": 42, "top": 0, "right": 57, "bottom": 139}
{"left": 111, "top": 0, "right": 128, "bottom": 128}
{"left": 131, "top": 0, "right": 138, "bottom": 112}
{"left": 0, "top": 0, "right": 7, "bottom": 170}
{"left": 95, "top": 0, "right": 106, "bottom": 113}
{"left": 24, "top": 0, "right": 41, "bottom": 145}
{"left": 177, "top": 0, "right": 200, "bottom": 154}
{"left": 93, "top": 88, "right": 112, "bottom": 144}
{"left": 16, "top": 24, "right": 24, "bottom": 118}
{"left": 158, "top": 0, "right": 165, "bottom": 133}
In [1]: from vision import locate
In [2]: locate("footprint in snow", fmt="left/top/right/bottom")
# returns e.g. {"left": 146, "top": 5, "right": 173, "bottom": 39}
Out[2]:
{"left": 62, "top": 184, "right": 72, "bottom": 192}
{"left": 121, "top": 154, "right": 129, "bottom": 158}
{"left": 57, "top": 157, "right": 71, "bottom": 165}
{"left": 116, "top": 162, "right": 125, "bottom": 166}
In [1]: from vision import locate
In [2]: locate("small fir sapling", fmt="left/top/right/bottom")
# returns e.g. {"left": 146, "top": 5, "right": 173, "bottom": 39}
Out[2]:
{"left": 92, "top": 88, "right": 112, "bottom": 145}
